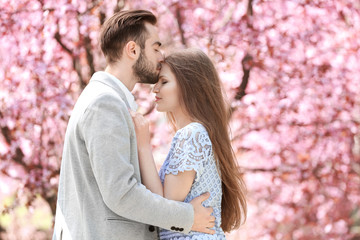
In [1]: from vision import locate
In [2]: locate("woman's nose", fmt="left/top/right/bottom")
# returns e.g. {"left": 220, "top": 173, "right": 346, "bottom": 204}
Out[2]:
{"left": 152, "top": 83, "right": 159, "bottom": 93}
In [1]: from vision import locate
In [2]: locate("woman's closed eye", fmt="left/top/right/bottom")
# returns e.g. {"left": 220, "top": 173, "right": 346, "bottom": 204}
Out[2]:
{"left": 159, "top": 78, "right": 168, "bottom": 85}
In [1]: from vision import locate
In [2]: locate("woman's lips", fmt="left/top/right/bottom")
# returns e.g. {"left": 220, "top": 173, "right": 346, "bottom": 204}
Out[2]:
{"left": 155, "top": 96, "right": 161, "bottom": 102}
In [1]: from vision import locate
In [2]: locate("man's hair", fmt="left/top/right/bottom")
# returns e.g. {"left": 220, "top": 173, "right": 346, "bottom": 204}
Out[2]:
{"left": 100, "top": 10, "right": 157, "bottom": 63}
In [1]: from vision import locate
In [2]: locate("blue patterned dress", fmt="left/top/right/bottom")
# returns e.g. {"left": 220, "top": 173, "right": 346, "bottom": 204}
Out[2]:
{"left": 158, "top": 122, "right": 226, "bottom": 240}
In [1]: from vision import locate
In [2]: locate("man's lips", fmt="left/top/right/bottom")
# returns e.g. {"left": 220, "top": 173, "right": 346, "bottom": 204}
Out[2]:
{"left": 155, "top": 96, "right": 161, "bottom": 102}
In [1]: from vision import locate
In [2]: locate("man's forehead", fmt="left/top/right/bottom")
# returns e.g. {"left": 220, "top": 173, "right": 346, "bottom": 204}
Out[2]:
{"left": 145, "top": 23, "right": 160, "bottom": 42}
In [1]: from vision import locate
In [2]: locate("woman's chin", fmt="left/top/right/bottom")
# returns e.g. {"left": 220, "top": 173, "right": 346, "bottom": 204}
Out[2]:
{"left": 155, "top": 106, "right": 165, "bottom": 112}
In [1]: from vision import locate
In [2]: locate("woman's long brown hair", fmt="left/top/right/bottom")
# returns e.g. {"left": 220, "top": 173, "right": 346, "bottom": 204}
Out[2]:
{"left": 164, "top": 49, "right": 247, "bottom": 232}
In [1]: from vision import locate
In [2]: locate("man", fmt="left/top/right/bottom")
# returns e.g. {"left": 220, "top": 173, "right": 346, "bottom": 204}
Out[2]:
{"left": 52, "top": 9, "right": 215, "bottom": 240}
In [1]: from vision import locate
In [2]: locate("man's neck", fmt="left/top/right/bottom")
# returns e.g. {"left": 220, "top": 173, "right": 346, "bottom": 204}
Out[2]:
{"left": 104, "top": 63, "right": 136, "bottom": 91}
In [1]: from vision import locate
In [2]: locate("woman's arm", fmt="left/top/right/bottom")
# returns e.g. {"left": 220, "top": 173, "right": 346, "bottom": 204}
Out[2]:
{"left": 139, "top": 143, "right": 196, "bottom": 201}
{"left": 130, "top": 111, "right": 196, "bottom": 201}
{"left": 130, "top": 111, "right": 215, "bottom": 233}
{"left": 164, "top": 171, "right": 195, "bottom": 201}
{"left": 130, "top": 111, "right": 163, "bottom": 196}
{"left": 138, "top": 134, "right": 196, "bottom": 201}
{"left": 138, "top": 145, "right": 164, "bottom": 196}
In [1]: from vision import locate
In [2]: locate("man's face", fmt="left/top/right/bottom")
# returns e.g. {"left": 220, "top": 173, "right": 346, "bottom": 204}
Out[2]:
{"left": 133, "top": 23, "right": 163, "bottom": 84}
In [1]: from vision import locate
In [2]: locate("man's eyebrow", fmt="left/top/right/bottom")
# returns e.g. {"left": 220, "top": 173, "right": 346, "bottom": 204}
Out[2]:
{"left": 153, "top": 41, "right": 162, "bottom": 47}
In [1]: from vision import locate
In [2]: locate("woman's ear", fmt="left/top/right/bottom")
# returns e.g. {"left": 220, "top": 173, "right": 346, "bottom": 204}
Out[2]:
{"left": 124, "top": 41, "right": 140, "bottom": 60}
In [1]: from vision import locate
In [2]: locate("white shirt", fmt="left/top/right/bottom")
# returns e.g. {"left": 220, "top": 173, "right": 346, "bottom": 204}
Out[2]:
{"left": 93, "top": 71, "right": 138, "bottom": 111}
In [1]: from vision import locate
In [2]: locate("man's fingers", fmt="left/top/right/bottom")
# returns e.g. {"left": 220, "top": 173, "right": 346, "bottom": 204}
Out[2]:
{"left": 190, "top": 193, "right": 216, "bottom": 234}
{"left": 208, "top": 220, "right": 215, "bottom": 228}
{"left": 205, "top": 228, "right": 215, "bottom": 235}
{"left": 192, "top": 227, "right": 215, "bottom": 235}
{"left": 206, "top": 206, "right": 214, "bottom": 216}
{"left": 196, "top": 192, "right": 210, "bottom": 203}
{"left": 206, "top": 216, "right": 215, "bottom": 229}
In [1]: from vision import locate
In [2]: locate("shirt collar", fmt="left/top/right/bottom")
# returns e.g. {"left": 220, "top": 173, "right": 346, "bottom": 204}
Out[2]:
{"left": 98, "top": 71, "right": 138, "bottom": 111}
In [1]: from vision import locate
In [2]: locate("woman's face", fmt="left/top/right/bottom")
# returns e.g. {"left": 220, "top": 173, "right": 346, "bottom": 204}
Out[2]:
{"left": 152, "top": 64, "right": 181, "bottom": 113}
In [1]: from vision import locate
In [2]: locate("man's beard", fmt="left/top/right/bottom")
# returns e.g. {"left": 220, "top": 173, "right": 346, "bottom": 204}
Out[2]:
{"left": 133, "top": 51, "right": 160, "bottom": 84}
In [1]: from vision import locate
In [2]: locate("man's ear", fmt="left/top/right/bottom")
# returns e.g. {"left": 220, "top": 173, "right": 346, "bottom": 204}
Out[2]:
{"left": 124, "top": 41, "right": 140, "bottom": 60}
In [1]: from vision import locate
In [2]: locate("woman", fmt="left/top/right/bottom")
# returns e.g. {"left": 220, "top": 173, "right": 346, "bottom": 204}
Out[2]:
{"left": 131, "top": 48, "right": 247, "bottom": 239}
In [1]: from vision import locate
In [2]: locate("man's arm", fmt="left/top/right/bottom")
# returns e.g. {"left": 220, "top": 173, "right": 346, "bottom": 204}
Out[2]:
{"left": 81, "top": 94, "right": 214, "bottom": 233}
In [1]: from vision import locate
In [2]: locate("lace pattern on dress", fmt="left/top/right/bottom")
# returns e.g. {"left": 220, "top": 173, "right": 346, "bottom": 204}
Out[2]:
{"left": 164, "top": 124, "right": 212, "bottom": 182}
{"left": 159, "top": 123, "right": 226, "bottom": 240}
{"left": 160, "top": 232, "right": 225, "bottom": 240}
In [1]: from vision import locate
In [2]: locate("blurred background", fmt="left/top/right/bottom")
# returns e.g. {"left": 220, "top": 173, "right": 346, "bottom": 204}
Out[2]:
{"left": 1, "top": 0, "right": 360, "bottom": 239}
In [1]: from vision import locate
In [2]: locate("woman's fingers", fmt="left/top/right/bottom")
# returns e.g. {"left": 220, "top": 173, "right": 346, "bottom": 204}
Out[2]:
{"left": 129, "top": 111, "right": 147, "bottom": 128}
{"left": 128, "top": 110, "right": 151, "bottom": 147}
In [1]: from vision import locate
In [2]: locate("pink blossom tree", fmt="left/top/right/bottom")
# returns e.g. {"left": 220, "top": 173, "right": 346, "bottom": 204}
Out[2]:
{"left": 1, "top": 0, "right": 359, "bottom": 239}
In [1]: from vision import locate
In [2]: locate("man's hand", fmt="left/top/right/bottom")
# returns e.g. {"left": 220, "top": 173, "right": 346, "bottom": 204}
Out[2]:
{"left": 190, "top": 192, "right": 216, "bottom": 234}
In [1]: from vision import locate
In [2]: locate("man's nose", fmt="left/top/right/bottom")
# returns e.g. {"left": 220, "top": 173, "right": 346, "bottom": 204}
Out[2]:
{"left": 158, "top": 50, "right": 165, "bottom": 62}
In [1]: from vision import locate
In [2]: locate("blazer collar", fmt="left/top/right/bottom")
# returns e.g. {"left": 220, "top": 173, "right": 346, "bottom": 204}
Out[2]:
{"left": 90, "top": 71, "right": 138, "bottom": 111}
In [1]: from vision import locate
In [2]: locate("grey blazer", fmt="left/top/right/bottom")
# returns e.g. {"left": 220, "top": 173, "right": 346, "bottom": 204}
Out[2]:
{"left": 52, "top": 72, "right": 193, "bottom": 240}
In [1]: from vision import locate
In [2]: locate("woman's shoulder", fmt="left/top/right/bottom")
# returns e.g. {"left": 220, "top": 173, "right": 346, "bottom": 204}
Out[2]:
{"left": 178, "top": 122, "right": 207, "bottom": 135}
{"left": 176, "top": 122, "right": 211, "bottom": 145}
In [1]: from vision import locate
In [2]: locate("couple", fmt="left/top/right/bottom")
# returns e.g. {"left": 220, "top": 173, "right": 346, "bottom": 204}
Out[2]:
{"left": 52, "top": 9, "right": 246, "bottom": 240}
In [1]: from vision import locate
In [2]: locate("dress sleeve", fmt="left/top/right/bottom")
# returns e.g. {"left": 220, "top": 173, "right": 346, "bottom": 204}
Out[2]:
{"left": 165, "top": 125, "right": 212, "bottom": 182}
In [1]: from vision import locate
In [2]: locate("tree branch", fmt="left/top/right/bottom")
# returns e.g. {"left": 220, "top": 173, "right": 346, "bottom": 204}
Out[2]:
{"left": 84, "top": 35, "right": 95, "bottom": 77}
{"left": 0, "top": 112, "right": 28, "bottom": 171}
{"left": 79, "top": 0, "right": 102, "bottom": 16}
{"left": 241, "top": 167, "right": 278, "bottom": 173}
{"left": 54, "top": 31, "right": 73, "bottom": 55}
{"left": 235, "top": 53, "right": 253, "bottom": 100}
{"left": 55, "top": 26, "right": 87, "bottom": 89}
{"left": 247, "top": 0, "right": 253, "bottom": 16}
{"left": 99, "top": 11, "right": 106, "bottom": 26}
{"left": 114, "top": 0, "right": 125, "bottom": 13}
{"left": 175, "top": 3, "right": 187, "bottom": 47}
{"left": 72, "top": 57, "right": 87, "bottom": 90}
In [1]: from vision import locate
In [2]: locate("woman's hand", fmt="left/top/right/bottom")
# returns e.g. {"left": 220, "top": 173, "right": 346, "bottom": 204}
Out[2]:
{"left": 129, "top": 110, "right": 151, "bottom": 150}
{"left": 129, "top": 110, "right": 164, "bottom": 196}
